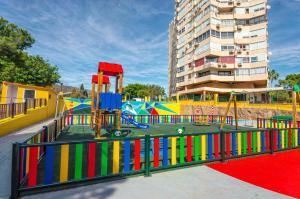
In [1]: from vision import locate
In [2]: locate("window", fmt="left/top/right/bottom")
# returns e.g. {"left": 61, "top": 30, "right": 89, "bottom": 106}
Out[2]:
{"left": 211, "top": 30, "right": 220, "bottom": 38}
{"left": 24, "top": 90, "right": 35, "bottom": 99}
{"left": 177, "top": 76, "right": 185, "bottom": 83}
{"left": 236, "top": 57, "right": 250, "bottom": 63}
{"left": 249, "top": 15, "right": 266, "bottom": 25}
{"left": 177, "top": 66, "right": 185, "bottom": 73}
{"left": 236, "top": 68, "right": 249, "bottom": 76}
{"left": 197, "top": 71, "right": 210, "bottom": 78}
{"left": 235, "top": 7, "right": 246, "bottom": 14}
{"left": 195, "top": 30, "right": 210, "bottom": 43}
{"left": 249, "top": 3, "right": 265, "bottom": 13}
{"left": 221, "top": 45, "right": 235, "bottom": 51}
{"left": 251, "top": 54, "right": 266, "bottom": 62}
{"left": 221, "top": 19, "right": 235, "bottom": 26}
{"left": 250, "top": 41, "right": 267, "bottom": 50}
{"left": 206, "top": 57, "right": 218, "bottom": 63}
{"left": 250, "top": 28, "right": 266, "bottom": 37}
{"left": 178, "top": 27, "right": 185, "bottom": 35}
{"left": 250, "top": 67, "right": 266, "bottom": 75}
{"left": 218, "top": 71, "right": 231, "bottom": 76}
{"left": 236, "top": 67, "right": 266, "bottom": 76}
{"left": 195, "top": 44, "right": 209, "bottom": 55}
{"left": 221, "top": 32, "right": 234, "bottom": 39}
{"left": 251, "top": 57, "right": 258, "bottom": 62}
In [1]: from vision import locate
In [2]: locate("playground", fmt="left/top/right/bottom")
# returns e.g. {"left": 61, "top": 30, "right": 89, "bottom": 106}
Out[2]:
{"left": 8, "top": 62, "right": 300, "bottom": 199}
{"left": 58, "top": 123, "right": 256, "bottom": 141}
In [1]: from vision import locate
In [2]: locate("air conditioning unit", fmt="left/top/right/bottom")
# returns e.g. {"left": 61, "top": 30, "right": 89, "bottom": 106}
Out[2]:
{"left": 218, "top": 63, "right": 222, "bottom": 67}
{"left": 237, "top": 49, "right": 242, "bottom": 54}
{"left": 236, "top": 0, "right": 241, "bottom": 6}
{"left": 238, "top": 63, "right": 242, "bottom": 67}
{"left": 216, "top": 24, "right": 220, "bottom": 29}
{"left": 223, "top": 64, "right": 227, "bottom": 68}
{"left": 246, "top": 51, "right": 249, "bottom": 55}
{"left": 237, "top": 25, "right": 242, "bottom": 31}
{"left": 229, "top": 50, "right": 234, "bottom": 54}
{"left": 228, "top": 0, "right": 233, "bottom": 5}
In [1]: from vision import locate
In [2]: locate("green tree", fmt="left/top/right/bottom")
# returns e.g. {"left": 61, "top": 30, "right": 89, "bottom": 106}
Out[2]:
{"left": 279, "top": 74, "right": 300, "bottom": 88}
{"left": 268, "top": 69, "right": 279, "bottom": 87}
{"left": 0, "top": 17, "right": 60, "bottom": 86}
{"left": 124, "top": 83, "right": 165, "bottom": 100}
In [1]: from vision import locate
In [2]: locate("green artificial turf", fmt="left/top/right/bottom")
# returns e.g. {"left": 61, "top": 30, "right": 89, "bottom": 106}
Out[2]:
{"left": 57, "top": 123, "right": 256, "bottom": 141}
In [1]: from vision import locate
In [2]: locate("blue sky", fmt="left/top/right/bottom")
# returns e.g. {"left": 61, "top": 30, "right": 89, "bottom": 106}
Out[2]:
{"left": 0, "top": 0, "right": 299, "bottom": 90}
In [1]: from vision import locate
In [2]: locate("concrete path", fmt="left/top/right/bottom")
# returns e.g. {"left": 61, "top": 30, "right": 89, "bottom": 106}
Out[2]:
{"left": 0, "top": 118, "right": 55, "bottom": 199}
{"left": 23, "top": 166, "right": 293, "bottom": 199}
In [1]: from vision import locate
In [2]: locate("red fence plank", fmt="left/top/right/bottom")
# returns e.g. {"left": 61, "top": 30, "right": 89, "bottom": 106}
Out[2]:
{"left": 187, "top": 136, "right": 192, "bottom": 162}
{"left": 265, "top": 130, "right": 270, "bottom": 151}
{"left": 214, "top": 134, "right": 219, "bottom": 159}
{"left": 88, "top": 142, "right": 96, "bottom": 178}
{"left": 288, "top": 129, "right": 292, "bottom": 148}
{"left": 153, "top": 138, "right": 159, "bottom": 167}
{"left": 134, "top": 139, "right": 141, "bottom": 170}
{"left": 247, "top": 132, "right": 252, "bottom": 154}
{"left": 28, "top": 147, "right": 38, "bottom": 187}
{"left": 226, "top": 133, "right": 231, "bottom": 157}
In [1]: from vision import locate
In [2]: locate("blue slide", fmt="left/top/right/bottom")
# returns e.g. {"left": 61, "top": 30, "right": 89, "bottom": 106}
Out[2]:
{"left": 121, "top": 112, "right": 149, "bottom": 129}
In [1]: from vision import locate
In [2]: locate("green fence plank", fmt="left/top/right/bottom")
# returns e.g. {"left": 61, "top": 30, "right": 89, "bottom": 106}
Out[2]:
{"left": 242, "top": 132, "right": 247, "bottom": 154}
{"left": 292, "top": 129, "right": 295, "bottom": 147}
{"left": 74, "top": 144, "right": 83, "bottom": 180}
{"left": 252, "top": 132, "right": 257, "bottom": 153}
{"left": 285, "top": 129, "right": 288, "bottom": 148}
{"left": 180, "top": 136, "right": 185, "bottom": 164}
{"left": 101, "top": 142, "right": 108, "bottom": 176}
{"left": 194, "top": 136, "right": 200, "bottom": 161}
{"left": 84, "top": 115, "right": 87, "bottom": 125}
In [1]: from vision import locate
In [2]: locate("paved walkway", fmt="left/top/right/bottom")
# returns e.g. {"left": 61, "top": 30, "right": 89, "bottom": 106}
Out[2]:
{"left": 0, "top": 118, "right": 55, "bottom": 199}
{"left": 23, "top": 166, "right": 292, "bottom": 199}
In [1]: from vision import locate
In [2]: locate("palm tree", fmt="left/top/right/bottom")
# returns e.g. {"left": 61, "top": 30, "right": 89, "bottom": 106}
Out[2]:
{"left": 268, "top": 69, "right": 279, "bottom": 88}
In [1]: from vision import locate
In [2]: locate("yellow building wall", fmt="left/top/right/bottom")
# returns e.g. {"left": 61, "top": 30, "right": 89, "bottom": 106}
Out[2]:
{"left": 0, "top": 82, "right": 64, "bottom": 137}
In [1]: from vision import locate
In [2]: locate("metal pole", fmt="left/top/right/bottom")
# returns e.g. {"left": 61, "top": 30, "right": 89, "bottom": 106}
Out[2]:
{"left": 220, "top": 130, "right": 226, "bottom": 163}
{"left": 269, "top": 129, "right": 274, "bottom": 154}
{"left": 233, "top": 95, "right": 238, "bottom": 130}
{"left": 10, "top": 143, "right": 20, "bottom": 199}
{"left": 144, "top": 135, "right": 151, "bottom": 177}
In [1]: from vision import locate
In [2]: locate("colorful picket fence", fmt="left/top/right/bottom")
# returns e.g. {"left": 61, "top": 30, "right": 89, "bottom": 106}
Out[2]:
{"left": 64, "top": 114, "right": 233, "bottom": 126}
{"left": 16, "top": 137, "right": 146, "bottom": 190}
{"left": 257, "top": 118, "right": 300, "bottom": 129}
{"left": 11, "top": 125, "right": 300, "bottom": 198}
{"left": 18, "top": 115, "right": 66, "bottom": 185}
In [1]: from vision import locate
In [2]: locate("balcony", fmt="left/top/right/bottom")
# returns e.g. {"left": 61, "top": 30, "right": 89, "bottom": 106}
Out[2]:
{"left": 234, "top": 9, "right": 267, "bottom": 19}
{"left": 194, "top": 74, "right": 234, "bottom": 84}
{"left": 211, "top": 0, "right": 235, "bottom": 9}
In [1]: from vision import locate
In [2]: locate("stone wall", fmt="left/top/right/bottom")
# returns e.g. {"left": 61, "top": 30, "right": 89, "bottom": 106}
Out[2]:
{"left": 181, "top": 105, "right": 300, "bottom": 120}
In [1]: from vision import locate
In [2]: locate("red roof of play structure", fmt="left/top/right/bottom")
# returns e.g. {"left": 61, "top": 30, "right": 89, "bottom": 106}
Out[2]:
{"left": 92, "top": 75, "right": 110, "bottom": 84}
{"left": 98, "top": 62, "right": 123, "bottom": 76}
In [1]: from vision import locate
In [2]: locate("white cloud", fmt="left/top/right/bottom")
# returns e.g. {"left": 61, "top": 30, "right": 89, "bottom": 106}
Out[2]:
{"left": 0, "top": 0, "right": 174, "bottom": 91}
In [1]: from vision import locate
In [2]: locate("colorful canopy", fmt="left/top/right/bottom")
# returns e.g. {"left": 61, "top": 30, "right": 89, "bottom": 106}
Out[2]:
{"left": 92, "top": 74, "right": 110, "bottom": 84}
{"left": 98, "top": 62, "right": 123, "bottom": 76}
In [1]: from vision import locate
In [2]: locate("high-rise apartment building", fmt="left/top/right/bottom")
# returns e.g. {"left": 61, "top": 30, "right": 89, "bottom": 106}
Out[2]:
{"left": 168, "top": 20, "right": 178, "bottom": 97}
{"left": 169, "top": 0, "right": 269, "bottom": 100}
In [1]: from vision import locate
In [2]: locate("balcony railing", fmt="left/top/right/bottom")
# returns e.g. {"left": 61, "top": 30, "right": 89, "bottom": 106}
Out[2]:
{"left": 0, "top": 98, "right": 47, "bottom": 120}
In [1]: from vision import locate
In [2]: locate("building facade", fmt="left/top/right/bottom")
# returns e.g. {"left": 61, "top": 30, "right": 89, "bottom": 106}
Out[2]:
{"left": 170, "top": 0, "right": 269, "bottom": 100}
{"left": 168, "top": 20, "right": 178, "bottom": 97}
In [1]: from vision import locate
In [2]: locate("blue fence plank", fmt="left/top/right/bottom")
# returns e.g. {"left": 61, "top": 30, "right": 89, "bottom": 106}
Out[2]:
{"left": 163, "top": 137, "right": 168, "bottom": 167}
{"left": 45, "top": 146, "right": 54, "bottom": 184}
{"left": 124, "top": 140, "right": 130, "bottom": 173}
